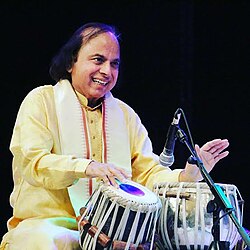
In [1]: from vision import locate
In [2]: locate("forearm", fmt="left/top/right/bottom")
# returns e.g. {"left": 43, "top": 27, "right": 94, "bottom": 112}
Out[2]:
{"left": 12, "top": 145, "right": 92, "bottom": 189}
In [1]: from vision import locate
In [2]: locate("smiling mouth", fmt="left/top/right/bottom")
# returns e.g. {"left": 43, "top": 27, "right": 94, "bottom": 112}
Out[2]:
{"left": 93, "top": 78, "right": 108, "bottom": 86}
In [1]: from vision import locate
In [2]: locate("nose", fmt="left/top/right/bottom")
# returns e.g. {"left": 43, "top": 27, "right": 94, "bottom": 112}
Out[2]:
{"left": 99, "top": 62, "right": 112, "bottom": 76}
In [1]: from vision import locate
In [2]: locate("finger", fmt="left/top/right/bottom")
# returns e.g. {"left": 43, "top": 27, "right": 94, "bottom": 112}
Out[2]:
{"left": 108, "top": 167, "right": 130, "bottom": 182}
{"left": 195, "top": 144, "right": 201, "bottom": 154}
{"left": 205, "top": 139, "right": 229, "bottom": 150}
{"left": 107, "top": 175, "right": 119, "bottom": 188}
{"left": 209, "top": 141, "right": 230, "bottom": 156}
{"left": 201, "top": 139, "right": 223, "bottom": 151}
{"left": 202, "top": 139, "right": 229, "bottom": 155}
{"left": 213, "top": 145, "right": 228, "bottom": 155}
{"left": 119, "top": 168, "right": 132, "bottom": 179}
{"left": 102, "top": 175, "right": 111, "bottom": 186}
{"left": 214, "top": 151, "right": 229, "bottom": 163}
{"left": 195, "top": 145, "right": 205, "bottom": 161}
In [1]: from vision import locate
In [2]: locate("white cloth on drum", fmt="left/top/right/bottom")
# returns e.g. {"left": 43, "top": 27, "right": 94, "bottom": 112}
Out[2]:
{"left": 154, "top": 181, "right": 244, "bottom": 250}
{"left": 78, "top": 180, "right": 162, "bottom": 250}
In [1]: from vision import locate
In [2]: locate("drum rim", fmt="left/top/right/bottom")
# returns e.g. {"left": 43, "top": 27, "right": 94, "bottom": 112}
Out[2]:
{"left": 97, "top": 180, "right": 162, "bottom": 212}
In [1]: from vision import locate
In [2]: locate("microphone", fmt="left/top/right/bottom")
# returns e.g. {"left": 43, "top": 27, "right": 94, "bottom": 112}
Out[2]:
{"left": 159, "top": 108, "right": 181, "bottom": 167}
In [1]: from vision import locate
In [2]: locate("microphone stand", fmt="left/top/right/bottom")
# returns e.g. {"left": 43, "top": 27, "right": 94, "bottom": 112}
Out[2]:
{"left": 176, "top": 128, "right": 250, "bottom": 249}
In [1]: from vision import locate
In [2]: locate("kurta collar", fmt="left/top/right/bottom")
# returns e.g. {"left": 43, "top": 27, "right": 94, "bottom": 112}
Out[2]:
{"left": 74, "top": 90, "right": 102, "bottom": 111}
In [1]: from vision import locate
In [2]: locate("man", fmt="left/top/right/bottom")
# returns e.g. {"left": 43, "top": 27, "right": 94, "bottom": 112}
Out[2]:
{"left": 0, "top": 22, "right": 229, "bottom": 249}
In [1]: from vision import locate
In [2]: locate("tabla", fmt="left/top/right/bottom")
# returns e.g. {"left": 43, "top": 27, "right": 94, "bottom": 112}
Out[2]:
{"left": 153, "top": 182, "right": 244, "bottom": 250}
{"left": 78, "top": 180, "right": 162, "bottom": 250}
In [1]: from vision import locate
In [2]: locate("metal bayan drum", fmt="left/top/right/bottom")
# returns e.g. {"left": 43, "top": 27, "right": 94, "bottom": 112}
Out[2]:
{"left": 153, "top": 182, "right": 244, "bottom": 250}
{"left": 78, "top": 180, "right": 162, "bottom": 250}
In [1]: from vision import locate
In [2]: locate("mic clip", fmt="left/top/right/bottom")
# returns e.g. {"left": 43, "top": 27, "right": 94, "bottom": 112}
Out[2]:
{"left": 187, "top": 155, "right": 197, "bottom": 164}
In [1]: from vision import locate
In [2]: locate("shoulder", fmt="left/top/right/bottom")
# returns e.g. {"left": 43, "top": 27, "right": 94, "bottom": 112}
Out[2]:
{"left": 25, "top": 84, "right": 54, "bottom": 97}
{"left": 112, "top": 97, "right": 144, "bottom": 126}
{"left": 22, "top": 84, "right": 54, "bottom": 102}
{"left": 20, "top": 84, "right": 55, "bottom": 110}
{"left": 114, "top": 97, "right": 138, "bottom": 115}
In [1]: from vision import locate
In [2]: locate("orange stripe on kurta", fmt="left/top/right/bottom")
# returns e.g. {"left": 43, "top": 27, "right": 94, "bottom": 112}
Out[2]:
{"left": 102, "top": 103, "right": 107, "bottom": 163}
{"left": 81, "top": 107, "right": 92, "bottom": 196}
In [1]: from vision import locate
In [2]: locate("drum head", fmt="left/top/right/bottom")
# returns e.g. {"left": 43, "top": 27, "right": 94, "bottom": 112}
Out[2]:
{"left": 99, "top": 179, "right": 161, "bottom": 212}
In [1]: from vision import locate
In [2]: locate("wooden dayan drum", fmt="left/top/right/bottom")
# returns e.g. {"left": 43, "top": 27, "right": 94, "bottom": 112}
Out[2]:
{"left": 78, "top": 180, "right": 162, "bottom": 250}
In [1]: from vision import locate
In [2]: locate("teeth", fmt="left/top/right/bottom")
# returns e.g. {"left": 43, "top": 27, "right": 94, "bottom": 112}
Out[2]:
{"left": 93, "top": 79, "right": 108, "bottom": 86}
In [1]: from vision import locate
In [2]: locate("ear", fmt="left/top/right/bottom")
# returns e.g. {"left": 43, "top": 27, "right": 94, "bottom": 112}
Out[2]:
{"left": 67, "top": 67, "right": 72, "bottom": 73}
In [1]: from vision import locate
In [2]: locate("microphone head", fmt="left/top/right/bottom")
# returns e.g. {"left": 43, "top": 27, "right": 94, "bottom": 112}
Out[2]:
{"left": 159, "top": 151, "right": 174, "bottom": 167}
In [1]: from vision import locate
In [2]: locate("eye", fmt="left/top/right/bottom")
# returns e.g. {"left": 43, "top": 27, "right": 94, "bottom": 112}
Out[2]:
{"left": 111, "top": 60, "right": 120, "bottom": 69}
{"left": 93, "top": 57, "right": 104, "bottom": 64}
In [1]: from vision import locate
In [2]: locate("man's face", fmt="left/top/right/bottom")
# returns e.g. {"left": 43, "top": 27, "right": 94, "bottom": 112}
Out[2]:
{"left": 69, "top": 31, "right": 120, "bottom": 106}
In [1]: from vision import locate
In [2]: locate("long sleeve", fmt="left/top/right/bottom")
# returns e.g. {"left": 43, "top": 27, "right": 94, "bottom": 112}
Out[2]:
{"left": 10, "top": 85, "right": 92, "bottom": 190}
{"left": 8, "top": 85, "right": 91, "bottom": 223}
{"left": 118, "top": 100, "right": 182, "bottom": 191}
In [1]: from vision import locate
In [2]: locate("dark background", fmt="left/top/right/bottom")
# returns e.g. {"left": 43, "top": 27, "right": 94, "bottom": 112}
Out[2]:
{"left": 1, "top": 0, "right": 249, "bottom": 240}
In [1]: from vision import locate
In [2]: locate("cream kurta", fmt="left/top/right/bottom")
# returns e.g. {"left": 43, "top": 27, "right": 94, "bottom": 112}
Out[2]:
{"left": 1, "top": 80, "right": 182, "bottom": 249}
